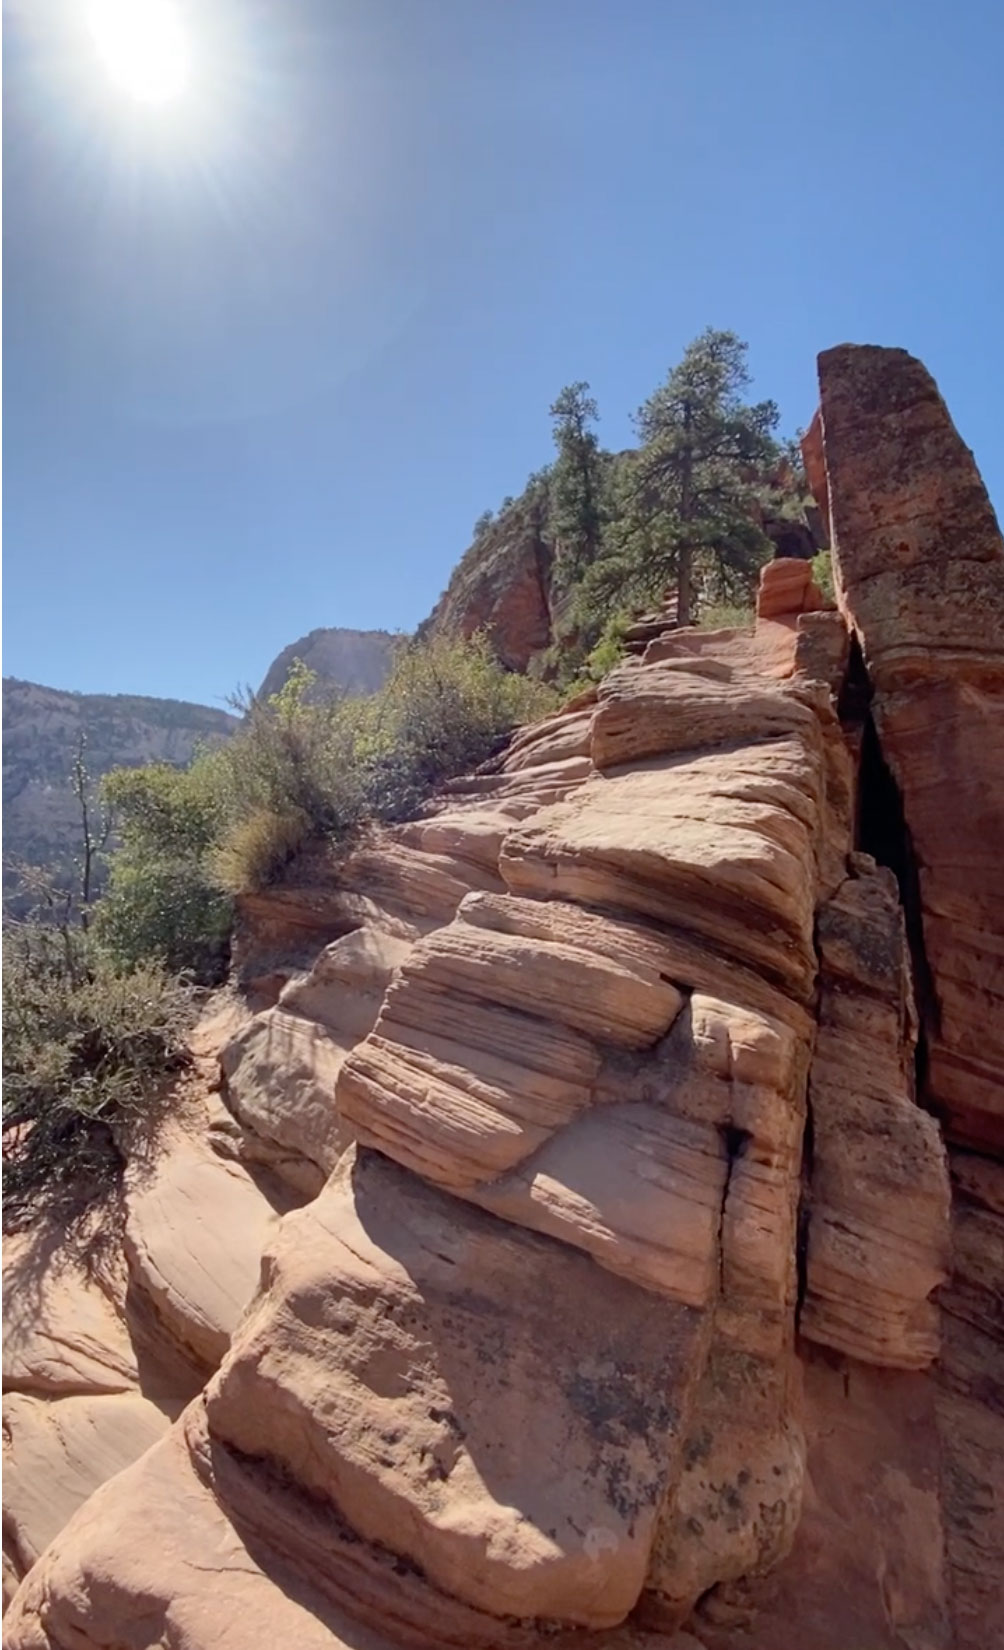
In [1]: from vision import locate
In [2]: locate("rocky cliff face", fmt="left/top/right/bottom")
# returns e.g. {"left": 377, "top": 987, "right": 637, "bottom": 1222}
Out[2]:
{"left": 811, "top": 346, "right": 1004, "bottom": 1157}
{"left": 419, "top": 502, "right": 556, "bottom": 673}
{"left": 1, "top": 679, "right": 237, "bottom": 898}
{"left": 4, "top": 347, "right": 1003, "bottom": 1650}
{"left": 420, "top": 473, "right": 824, "bottom": 676}
{"left": 259, "top": 627, "right": 397, "bottom": 701}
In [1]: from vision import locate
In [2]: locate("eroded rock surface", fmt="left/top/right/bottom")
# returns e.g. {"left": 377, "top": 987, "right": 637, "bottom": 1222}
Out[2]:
{"left": 4, "top": 618, "right": 879, "bottom": 1645}
{"left": 5, "top": 345, "right": 1003, "bottom": 1650}
{"left": 207, "top": 1148, "right": 709, "bottom": 1628}
{"left": 803, "top": 858, "right": 951, "bottom": 1367}
{"left": 818, "top": 343, "right": 1004, "bottom": 1155}
{"left": 1, "top": 1018, "right": 295, "bottom": 1605}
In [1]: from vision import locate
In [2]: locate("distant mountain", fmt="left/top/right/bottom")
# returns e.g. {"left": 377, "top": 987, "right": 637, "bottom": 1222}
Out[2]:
{"left": 258, "top": 628, "right": 397, "bottom": 701}
{"left": 2, "top": 678, "right": 238, "bottom": 902}
{"left": 3, "top": 632, "right": 397, "bottom": 904}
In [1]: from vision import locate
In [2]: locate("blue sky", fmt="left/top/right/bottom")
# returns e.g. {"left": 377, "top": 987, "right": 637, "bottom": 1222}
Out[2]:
{"left": 5, "top": 0, "right": 1003, "bottom": 706}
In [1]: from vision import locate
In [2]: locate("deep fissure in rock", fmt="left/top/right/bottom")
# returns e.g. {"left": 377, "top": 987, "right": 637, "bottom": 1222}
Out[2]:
{"left": 716, "top": 1124, "right": 750, "bottom": 1296}
{"left": 840, "top": 633, "right": 938, "bottom": 1107}
{"left": 794, "top": 1098, "right": 814, "bottom": 1326}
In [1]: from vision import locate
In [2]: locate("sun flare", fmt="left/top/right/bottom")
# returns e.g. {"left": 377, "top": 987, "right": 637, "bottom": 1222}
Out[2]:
{"left": 87, "top": 0, "right": 190, "bottom": 104}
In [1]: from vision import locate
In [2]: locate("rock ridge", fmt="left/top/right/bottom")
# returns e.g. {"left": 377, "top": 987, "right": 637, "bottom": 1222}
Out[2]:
{"left": 4, "top": 345, "right": 1003, "bottom": 1650}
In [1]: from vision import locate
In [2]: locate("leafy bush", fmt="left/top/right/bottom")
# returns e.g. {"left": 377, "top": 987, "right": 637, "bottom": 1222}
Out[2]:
{"left": 2, "top": 920, "right": 195, "bottom": 1227}
{"left": 811, "top": 549, "right": 836, "bottom": 604}
{"left": 96, "top": 759, "right": 233, "bottom": 983}
{"left": 583, "top": 613, "right": 630, "bottom": 680}
{"left": 217, "top": 663, "right": 367, "bottom": 843}
{"left": 94, "top": 854, "right": 232, "bottom": 983}
{"left": 97, "top": 636, "right": 557, "bottom": 916}
{"left": 211, "top": 636, "right": 554, "bottom": 889}
{"left": 355, "top": 632, "right": 554, "bottom": 821}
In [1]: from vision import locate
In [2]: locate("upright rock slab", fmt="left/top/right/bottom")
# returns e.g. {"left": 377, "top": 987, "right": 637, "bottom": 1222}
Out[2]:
{"left": 816, "top": 344, "right": 1004, "bottom": 1153}
{"left": 803, "top": 859, "right": 951, "bottom": 1366}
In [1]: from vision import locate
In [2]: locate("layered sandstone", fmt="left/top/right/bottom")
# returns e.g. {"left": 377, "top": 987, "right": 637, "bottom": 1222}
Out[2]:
{"left": 802, "top": 859, "right": 951, "bottom": 1366}
{"left": 755, "top": 557, "right": 826, "bottom": 623}
{"left": 5, "top": 346, "right": 1003, "bottom": 1650}
{"left": 6, "top": 610, "right": 951, "bottom": 1647}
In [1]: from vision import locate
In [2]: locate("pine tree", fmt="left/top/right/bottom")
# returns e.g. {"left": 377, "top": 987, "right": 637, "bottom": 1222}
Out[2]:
{"left": 620, "top": 330, "right": 779, "bottom": 624}
{"left": 548, "top": 382, "right": 604, "bottom": 587}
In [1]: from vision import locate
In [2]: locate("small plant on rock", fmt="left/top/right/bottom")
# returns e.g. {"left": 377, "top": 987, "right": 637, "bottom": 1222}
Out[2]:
{"left": 2, "top": 910, "right": 195, "bottom": 1228}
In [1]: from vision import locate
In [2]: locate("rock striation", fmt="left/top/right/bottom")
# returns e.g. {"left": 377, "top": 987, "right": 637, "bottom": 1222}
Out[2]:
{"left": 755, "top": 556, "right": 826, "bottom": 623}
{"left": 4, "top": 345, "right": 1003, "bottom": 1650}
{"left": 802, "top": 858, "right": 951, "bottom": 1366}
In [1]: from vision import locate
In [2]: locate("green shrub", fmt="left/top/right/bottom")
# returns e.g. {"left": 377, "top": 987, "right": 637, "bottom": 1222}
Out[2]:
{"left": 355, "top": 633, "right": 554, "bottom": 822}
{"left": 212, "top": 807, "right": 313, "bottom": 896}
{"left": 94, "top": 853, "right": 232, "bottom": 982}
{"left": 583, "top": 612, "right": 630, "bottom": 680}
{"left": 811, "top": 549, "right": 836, "bottom": 604}
{"left": 697, "top": 602, "right": 755, "bottom": 631}
{"left": 98, "top": 760, "right": 233, "bottom": 982}
{"left": 2, "top": 920, "right": 195, "bottom": 1227}
{"left": 101, "top": 757, "right": 226, "bottom": 858}
{"left": 216, "top": 662, "right": 367, "bottom": 845}
{"left": 144, "top": 635, "right": 557, "bottom": 898}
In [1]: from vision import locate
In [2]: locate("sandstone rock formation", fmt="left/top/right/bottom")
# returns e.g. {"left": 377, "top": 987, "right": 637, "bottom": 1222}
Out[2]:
{"left": 816, "top": 344, "right": 1004, "bottom": 1157}
{"left": 258, "top": 627, "right": 396, "bottom": 701}
{"left": 420, "top": 513, "right": 554, "bottom": 673}
{"left": 4, "top": 345, "right": 1003, "bottom": 1650}
{"left": 802, "top": 858, "right": 951, "bottom": 1367}
{"left": 755, "top": 556, "right": 826, "bottom": 622}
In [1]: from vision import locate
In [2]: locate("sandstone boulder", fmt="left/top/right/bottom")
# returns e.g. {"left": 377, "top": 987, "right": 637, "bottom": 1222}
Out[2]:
{"left": 755, "top": 558, "right": 825, "bottom": 622}
{"left": 205, "top": 1148, "right": 709, "bottom": 1629}
{"left": 219, "top": 1007, "right": 352, "bottom": 1193}
{"left": 3, "top": 1418, "right": 402, "bottom": 1650}
{"left": 589, "top": 656, "right": 823, "bottom": 769}
{"left": 124, "top": 1133, "right": 285, "bottom": 1371}
{"left": 2, "top": 1232, "right": 137, "bottom": 1399}
{"left": 501, "top": 743, "right": 822, "bottom": 1000}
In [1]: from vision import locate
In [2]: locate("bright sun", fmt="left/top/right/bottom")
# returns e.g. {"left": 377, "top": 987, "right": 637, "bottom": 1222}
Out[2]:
{"left": 87, "top": 0, "right": 190, "bottom": 104}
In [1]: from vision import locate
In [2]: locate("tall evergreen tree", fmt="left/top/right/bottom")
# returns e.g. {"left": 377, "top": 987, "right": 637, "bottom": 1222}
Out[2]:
{"left": 549, "top": 382, "right": 604, "bottom": 586}
{"left": 620, "top": 330, "right": 779, "bottom": 624}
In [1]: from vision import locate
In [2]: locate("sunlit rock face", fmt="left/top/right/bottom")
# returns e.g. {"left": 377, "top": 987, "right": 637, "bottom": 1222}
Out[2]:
{"left": 5, "top": 348, "right": 1003, "bottom": 1650}
{"left": 817, "top": 344, "right": 1004, "bottom": 1159}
